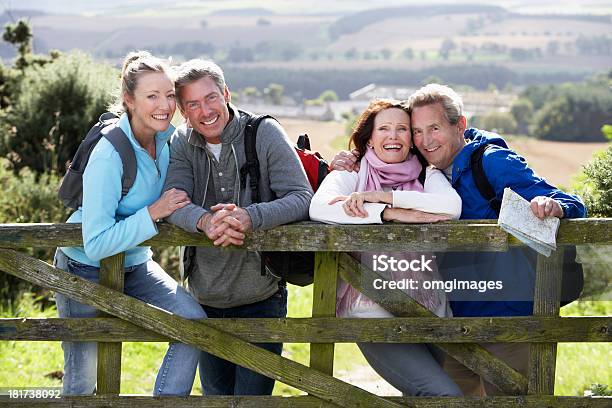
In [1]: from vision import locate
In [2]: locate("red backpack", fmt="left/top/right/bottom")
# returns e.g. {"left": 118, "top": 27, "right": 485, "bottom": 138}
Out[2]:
{"left": 295, "top": 134, "right": 330, "bottom": 191}
{"left": 239, "top": 111, "right": 329, "bottom": 286}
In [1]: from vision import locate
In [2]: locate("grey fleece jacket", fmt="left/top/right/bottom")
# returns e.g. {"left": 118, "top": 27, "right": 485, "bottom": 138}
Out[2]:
{"left": 164, "top": 104, "right": 313, "bottom": 308}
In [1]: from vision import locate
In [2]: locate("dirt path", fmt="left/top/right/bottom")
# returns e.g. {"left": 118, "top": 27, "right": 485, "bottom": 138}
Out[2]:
{"left": 336, "top": 365, "right": 402, "bottom": 396}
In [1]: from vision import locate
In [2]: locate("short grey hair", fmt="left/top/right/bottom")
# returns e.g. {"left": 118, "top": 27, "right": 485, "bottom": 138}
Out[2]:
{"left": 408, "top": 83, "right": 464, "bottom": 125}
{"left": 174, "top": 59, "right": 226, "bottom": 106}
{"left": 109, "top": 50, "right": 172, "bottom": 115}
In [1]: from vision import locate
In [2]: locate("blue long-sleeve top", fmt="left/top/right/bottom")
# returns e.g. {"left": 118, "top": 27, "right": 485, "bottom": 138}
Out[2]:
{"left": 61, "top": 113, "right": 174, "bottom": 267}
{"left": 441, "top": 128, "right": 586, "bottom": 317}
{"left": 453, "top": 128, "right": 586, "bottom": 220}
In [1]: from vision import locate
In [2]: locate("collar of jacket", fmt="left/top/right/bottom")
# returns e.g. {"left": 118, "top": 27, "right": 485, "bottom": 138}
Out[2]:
{"left": 119, "top": 112, "right": 175, "bottom": 154}
{"left": 186, "top": 103, "right": 242, "bottom": 149}
{"left": 451, "top": 127, "right": 509, "bottom": 183}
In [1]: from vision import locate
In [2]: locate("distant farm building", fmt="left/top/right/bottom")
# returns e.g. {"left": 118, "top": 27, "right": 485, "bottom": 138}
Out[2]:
{"left": 349, "top": 83, "right": 518, "bottom": 118}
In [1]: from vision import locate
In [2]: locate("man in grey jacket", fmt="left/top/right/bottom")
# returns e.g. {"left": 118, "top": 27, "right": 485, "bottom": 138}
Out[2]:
{"left": 163, "top": 59, "right": 313, "bottom": 396}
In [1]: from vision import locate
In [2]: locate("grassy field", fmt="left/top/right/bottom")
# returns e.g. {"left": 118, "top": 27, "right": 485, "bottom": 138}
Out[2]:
{"left": 0, "top": 288, "right": 609, "bottom": 396}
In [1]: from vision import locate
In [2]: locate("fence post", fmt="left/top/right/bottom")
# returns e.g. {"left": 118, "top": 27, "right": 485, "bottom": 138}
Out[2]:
{"left": 310, "top": 252, "right": 338, "bottom": 376}
{"left": 97, "top": 252, "right": 125, "bottom": 394}
{"left": 528, "top": 247, "right": 564, "bottom": 395}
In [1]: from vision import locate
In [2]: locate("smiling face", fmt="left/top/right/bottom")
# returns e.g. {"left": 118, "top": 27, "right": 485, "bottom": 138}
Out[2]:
{"left": 410, "top": 102, "right": 466, "bottom": 169}
{"left": 368, "top": 107, "right": 412, "bottom": 164}
{"left": 124, "top": 72, "right": 176, "bottom": 139}
{"left": 178, "top": 76, "right": 231, "bottom": 144}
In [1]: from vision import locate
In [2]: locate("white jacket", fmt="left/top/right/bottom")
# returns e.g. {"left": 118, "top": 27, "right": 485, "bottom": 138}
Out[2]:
{"left": 309, "top": 167, "right": 461, "bottom": 318}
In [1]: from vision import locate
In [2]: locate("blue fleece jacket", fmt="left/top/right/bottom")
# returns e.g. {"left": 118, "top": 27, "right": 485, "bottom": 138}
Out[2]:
{"left": 441, "top": 128, "right": 587, "bottom": 317}
{"left": 61, "top": 113, "right": 174, "bottom": 267}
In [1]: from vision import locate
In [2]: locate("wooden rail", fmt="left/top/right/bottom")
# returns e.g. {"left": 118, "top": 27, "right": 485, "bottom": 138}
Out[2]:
{"left": 0, "top": 220, "right": 610, "bottom": 407}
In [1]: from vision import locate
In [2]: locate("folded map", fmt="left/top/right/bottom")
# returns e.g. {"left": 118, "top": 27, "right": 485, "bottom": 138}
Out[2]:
{"left": 498, "top": 188, "right": 560, "bottom": 257}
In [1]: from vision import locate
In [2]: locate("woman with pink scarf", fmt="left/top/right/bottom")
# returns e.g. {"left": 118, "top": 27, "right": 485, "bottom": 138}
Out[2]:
{"left": 309, "top": 99, "right": 462, "bottom": 396}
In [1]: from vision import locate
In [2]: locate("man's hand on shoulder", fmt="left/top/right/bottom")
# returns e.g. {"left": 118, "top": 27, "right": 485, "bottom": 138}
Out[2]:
{"left": 330, "top": 149, "right": 360, "bottom": 172}
{"left": 530, "top": 196, "right": 564, "bottom": 219}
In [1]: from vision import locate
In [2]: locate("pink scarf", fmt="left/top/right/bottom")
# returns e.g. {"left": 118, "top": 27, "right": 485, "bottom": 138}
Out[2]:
{"left": 356, "top": 147, "right": 424, "bottom": 193}
{"left": 336, "top": 147, "right": 438, "bottom": 318}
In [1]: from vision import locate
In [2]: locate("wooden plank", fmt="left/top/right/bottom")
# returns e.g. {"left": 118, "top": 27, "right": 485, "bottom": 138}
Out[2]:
{"left": 1, "top": 219, "right": 610, "bottom": 251}
{"left": 1, "top": 316, "right": 610, "bottom": 344}
{"left": 309, "top": 252, "right": 338, "bottom": 375}
{"left": 0, "top": 221, "right": 507, "bottom": 251}
{"left": 97, "top": 253, "right": 125, "bottom": 395}
{"left": 528, "top": 249, "right": 564, "bottom": 395}
{"left": 0, "top": 249, "right": 404, "bottom": 408}
{"left": 338, "top": 252, "right": 529, "bottom": 395}
{"left": 0, "top": 395, "right": 610, "bottom": 408}
{"left": 0, "top": 219, "right": 610, "bottom": 251}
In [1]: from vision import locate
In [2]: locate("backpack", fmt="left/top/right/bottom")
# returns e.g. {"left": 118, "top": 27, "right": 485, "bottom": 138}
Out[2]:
{"left": 240, "top": 111, "right": 329, "bottom": 286}
{"left": 58, "top": 112, "right": 136, "bottom": 210}
{"left": 470, "top": 143, "right": 584, "bottom": 305}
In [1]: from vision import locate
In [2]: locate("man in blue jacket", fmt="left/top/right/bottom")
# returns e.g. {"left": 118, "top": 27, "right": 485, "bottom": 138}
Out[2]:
{"left": 331, "top": 84, "right": 586, "bottom": 396}
{"left": 407, "top": 84, "right": 586, "bottom": 396}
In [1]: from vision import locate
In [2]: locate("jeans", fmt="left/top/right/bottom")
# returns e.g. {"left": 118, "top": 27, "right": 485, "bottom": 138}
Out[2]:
{"left": 358, "top": 342, "right": 462, "bottom": 396}
{"left": 198, "top": 286, "right": 287, "bottom": 395}
{"left": 53, "top": 249, "right": 207, "bottom": 396}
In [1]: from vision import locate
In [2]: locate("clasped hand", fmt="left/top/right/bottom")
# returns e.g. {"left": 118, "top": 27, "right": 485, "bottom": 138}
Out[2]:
{"left": 197, "top": 203, "right": 252, "bottom": 247}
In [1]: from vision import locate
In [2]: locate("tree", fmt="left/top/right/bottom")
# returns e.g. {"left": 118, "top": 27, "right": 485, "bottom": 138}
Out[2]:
{"left": 307, "top": 89, "right": 339, "bottom": 106}
{"left": 0, "top": 52, "right": 117, "bottom": 175}
{"left": 546, "top": 41, "right": 559, "bottom": 57}
{"left": 531, "top": 90, "right": 611, "bottom": 142}
{"left": 243, "top": 86, "right": 261, "bottom": 100}
{"left": 575, "top": 35, "right": 612, "bottom": 56}
{"left": 481, "top": 111, "right": 517, "bottom": 134}
{"left": 319, "top": 89, "right": 338, "bottom": 102}
{"left": 226, "top": 46, "right": 254, "bottom": 63}
{"left": 2, "top": 19, "right": 32, "bottom": 70}
{"left": 460, "top": 42, "right": 477, "bottom": 61}
{"left": 421, "top": 75, "right": 443, "bottom": 86}
{"left": 401, "top": 47, "right": 414, "bottom": 60}
{"left": 0, "top": 158, "right": 71, "bottom": 307}
{"left": 510, "top": 98, "right": 533, "bottom": 135}
{"left": 439, "top": 39, "right": 456, "bottom": 60}
{"left": 574, "top": 143, "right": 612, "bottom": 217}
{"left": 263, "top": 83, "right": 284, "bottom": 105}
{"left": 380, "top": 48, "right": 392, "bottom": 60}
{"left": 602, "top": 124, "right": 612, "bottom": 141}
{"left": 344, "top": 48, "right": 358, "bottom": 60}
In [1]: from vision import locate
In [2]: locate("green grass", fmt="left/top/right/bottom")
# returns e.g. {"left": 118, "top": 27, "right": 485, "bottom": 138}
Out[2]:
{"left": 1, "top": 291, "right": 610, "bottom": 396}
{"left": 555, "top": 301, "right": 612, "bottom": 396}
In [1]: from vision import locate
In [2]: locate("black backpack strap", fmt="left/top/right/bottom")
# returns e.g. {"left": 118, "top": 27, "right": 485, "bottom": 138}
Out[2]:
{"left": 239, "top": 111, "right": 276, "bottom": 204}
{"left": 470, "top": 144, "right": 501, "bottom": 214}
{"left": 104, "top": 127, "right": 137, "bottom": 198}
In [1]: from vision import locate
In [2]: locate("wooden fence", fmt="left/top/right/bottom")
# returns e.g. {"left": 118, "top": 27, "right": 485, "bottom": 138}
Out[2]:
{"left": 0, "top": 219, "right": 610, "bottom": 407}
